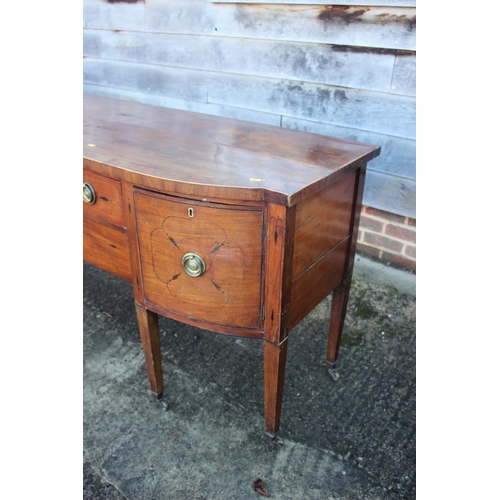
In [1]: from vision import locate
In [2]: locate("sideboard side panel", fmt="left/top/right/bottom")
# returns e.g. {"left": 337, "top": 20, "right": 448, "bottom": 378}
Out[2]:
{"left": 292, "top": 169, "right": 356, "bottom": 280}
{"left": 288, "top": 169, "right": 358, "bottom": 329}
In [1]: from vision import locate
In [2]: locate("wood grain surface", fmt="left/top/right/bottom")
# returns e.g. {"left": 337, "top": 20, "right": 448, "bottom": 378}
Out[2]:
{"left": 83, "top": 213, "right": 131, "bottom": 282}
{"left": 134, "top": 189, "right": 264, "bottom": 329}
{"left": 84, "top": 94, "right": 380, "bottom": 207}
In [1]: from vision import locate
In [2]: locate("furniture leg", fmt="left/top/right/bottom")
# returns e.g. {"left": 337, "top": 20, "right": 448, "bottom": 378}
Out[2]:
{"left": 263, "top": 338, "right": 289, "bottom": 439}
{"left": 326, "top": 165, "right": 366, "bottom": 380}
{"left": 135, "top": 304, "right": 164, "bottom": 399}
{"left": 326, "top": 284, "right": 350, "bottom": 379}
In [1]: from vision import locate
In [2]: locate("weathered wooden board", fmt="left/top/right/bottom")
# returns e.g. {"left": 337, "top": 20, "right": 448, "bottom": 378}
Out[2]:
{"left": 83, "top": 59, "right": 209, "bottom": 103}
{"left": 84, "top": 84, "right": 415, "bottom": 218}
{"left": 208, "top": 73, "right": 415, "bottom": 139}
{"left": 84, "top": 30, "right": 400, "bottom": 94}
{"left": 142, "top": 1, "right": 416, "bottom": 51}
{"left": 211, "top": 1, "right": 415, "bottom": 5}
{"left": 84, "top": 60, "right": 415, "bottom": 139}
{"left": 83, "top": 83, "right": 282, "bottom": 127}
{"left": 282, "top": 116, "right": 415, "bottom": 217}
{"left": 82, "top": 0, "right": 416, "bottom": 219}
{"left": 363, "top": 170, "right": 416, "bottom": 218}
{"left": 281, "top": 117, "right": 415, "bottom": 179}
{"left": 392, "top": 51, "right": 416, "bottom": 96}
{"left": 83, "top": 0, "right": 145, "bottom": 31}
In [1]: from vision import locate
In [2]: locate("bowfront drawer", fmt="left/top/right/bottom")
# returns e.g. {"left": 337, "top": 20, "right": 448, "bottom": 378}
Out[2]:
{"left": 134, "top": 189, "right": 264, "bottom": 330}
{"left": 83, "top": 171, "right": 125, "bottom": 226}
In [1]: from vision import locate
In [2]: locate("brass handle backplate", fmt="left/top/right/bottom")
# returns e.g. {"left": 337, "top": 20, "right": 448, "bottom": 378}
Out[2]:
{"left": 83, "top": 182, "right": 96, "bottom": 204}
{"left": 182, "top": 253, "right": 206, "bottom": 277}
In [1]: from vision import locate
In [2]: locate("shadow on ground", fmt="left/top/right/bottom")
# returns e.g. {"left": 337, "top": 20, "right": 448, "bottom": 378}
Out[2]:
{"left": 83, "top": 257, "right": 415, "bottom": 499}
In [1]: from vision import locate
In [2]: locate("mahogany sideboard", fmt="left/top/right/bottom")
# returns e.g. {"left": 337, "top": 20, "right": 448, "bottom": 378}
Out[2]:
{"left": 83, "top": 94, "right": 380, "bottom": 438}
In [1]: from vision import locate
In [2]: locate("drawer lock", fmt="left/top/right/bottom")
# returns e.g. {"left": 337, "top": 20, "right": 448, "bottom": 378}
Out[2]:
{"left": 182, "top": 252, "right": 206, "bottom": 277}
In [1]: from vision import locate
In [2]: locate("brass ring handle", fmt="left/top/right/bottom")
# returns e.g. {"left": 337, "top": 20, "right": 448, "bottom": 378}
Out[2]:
{"left": 83, "top": 182, "right": 96, "bottom": 204}
{"left": 182, "top": 253, "right": 206, "bottom": 277}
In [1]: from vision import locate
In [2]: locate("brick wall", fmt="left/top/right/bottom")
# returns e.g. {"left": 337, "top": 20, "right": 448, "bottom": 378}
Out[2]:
{"left": 357, "top": 206, "right": 416, "bottom": 272}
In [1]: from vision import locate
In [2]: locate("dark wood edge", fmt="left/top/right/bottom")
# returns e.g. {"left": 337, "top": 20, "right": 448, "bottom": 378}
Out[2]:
{"left": 122, "top": 181, "right": 146, "bottom": 303}
{"left": 263, "top": 203, "right": 297, "bottom": 344}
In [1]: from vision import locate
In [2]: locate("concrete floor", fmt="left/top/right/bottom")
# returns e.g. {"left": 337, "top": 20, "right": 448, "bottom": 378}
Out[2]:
{"left": 83, "top": 255, "right": 416, "bottom": 499}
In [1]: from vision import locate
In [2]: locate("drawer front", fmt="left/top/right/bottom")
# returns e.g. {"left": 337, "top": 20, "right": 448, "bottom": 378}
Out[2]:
{"left": 83, "top": 214, "right": 132, "bottom": 282}
{"left": 134, "top": 190, "right": 264, "bottom": 329}
{"left": 83, "top": 171, "right": 125, "bottom": 226}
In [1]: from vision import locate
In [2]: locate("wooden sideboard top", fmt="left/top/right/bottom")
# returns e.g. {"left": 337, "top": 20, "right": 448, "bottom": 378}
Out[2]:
{"left": 83, "top": 94, "right": 380, "bottom": 207}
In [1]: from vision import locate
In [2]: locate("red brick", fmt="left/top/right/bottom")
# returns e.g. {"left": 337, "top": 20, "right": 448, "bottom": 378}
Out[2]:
{"left": 385, "top": 224, "right": 416, "bottom": 243}
{"left": 363, "top": 206, "right": 406, "bottom": 224}
{"left": 364, "top": 232, "right": 404, "bottom": 253}
{"left": 407, "top": 217, "right": 416, "bottom": 227}
{"left": 356, "top": 243, "right": 382, "bottom": 259}
{"left": 360, "top": 215, "right": 384, "bottom": 233}
{"left": 405, "top": 244, "right": 416, "bottom": 259}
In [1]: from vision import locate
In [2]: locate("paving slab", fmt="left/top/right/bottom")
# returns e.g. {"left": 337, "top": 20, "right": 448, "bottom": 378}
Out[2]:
{"left": 83, "top": 256, "right": 416, "bottom": 499}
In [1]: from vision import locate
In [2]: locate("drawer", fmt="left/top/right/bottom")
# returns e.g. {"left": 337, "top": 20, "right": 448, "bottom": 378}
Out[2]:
{"left": 134, "top": 190, "right": 264, "bottom": 329}
{"left": 83, "top": 214, "right": 132, "bottom": 282}
{"left": 83, "top": 171, "right": 125, "bottom": 226}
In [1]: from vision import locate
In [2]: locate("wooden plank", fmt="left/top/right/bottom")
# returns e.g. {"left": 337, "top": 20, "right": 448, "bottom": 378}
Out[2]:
{"left": 211, "top": 1, "right": 416, "bottom": 5}
{"left": 363, "top": 170, "right": 416, "bottom": 218}
{"left": 208, "top": 72, "right": 416, "bottom": 140}
{"left": 281, "top": 117, "right": 416, "bottom": 179}
{"left": 83, "top": 0, "right": 145, "bottom": 31}
{"left": 83, "top": 58, "right": 209, "bottom": 102}
{"left": 83, "top": 83, "right": 282, "bottom": 126}
{"left": 83, "top": 30, "right": 396, "bottom": 94}
{"left": 392, "top": 51, "right": 416, "bottom": 96}
{"left": 144, "top": 1, "right": 416, "bottom": 51}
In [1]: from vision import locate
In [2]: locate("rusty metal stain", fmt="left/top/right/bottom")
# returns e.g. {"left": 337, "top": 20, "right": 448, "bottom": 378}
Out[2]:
{"left": 330, "top": 44, "right": 396, "bottom": 56}
{"left": 318, "top": 6, "right": 368, "bottom": 23}
{"left": 319, "top": 6, "right": 416, "bottom": 32}
{"left": 106, "top": 0, "right": 142, "bottom": 4}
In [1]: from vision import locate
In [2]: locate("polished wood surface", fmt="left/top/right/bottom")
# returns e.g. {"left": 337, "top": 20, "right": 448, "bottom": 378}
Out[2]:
{"left": 84, "top": 94, "right": 380, "bottom": 207}
{"left": 83, "top": 171, "right": 125, "bottom": 226}
{"left": 83, "top": 95, "right": 380, "bottom": 438}
{"left": 327, "top": 165, "right": 367, "bottom": 367}
{"left": 292, "top": 170, "right": 356, "bottom": 280}
{"left": 289, "top": 239, "right": 349, "bottom": 330}
{"left": 135, "top": 304, "right": 163, "bottom": 399}
{"left": 134, "top": 189, "right": 264, "bottom": 330}
{"left": 83, "top": 214, "right": 131, "bottom": 282}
